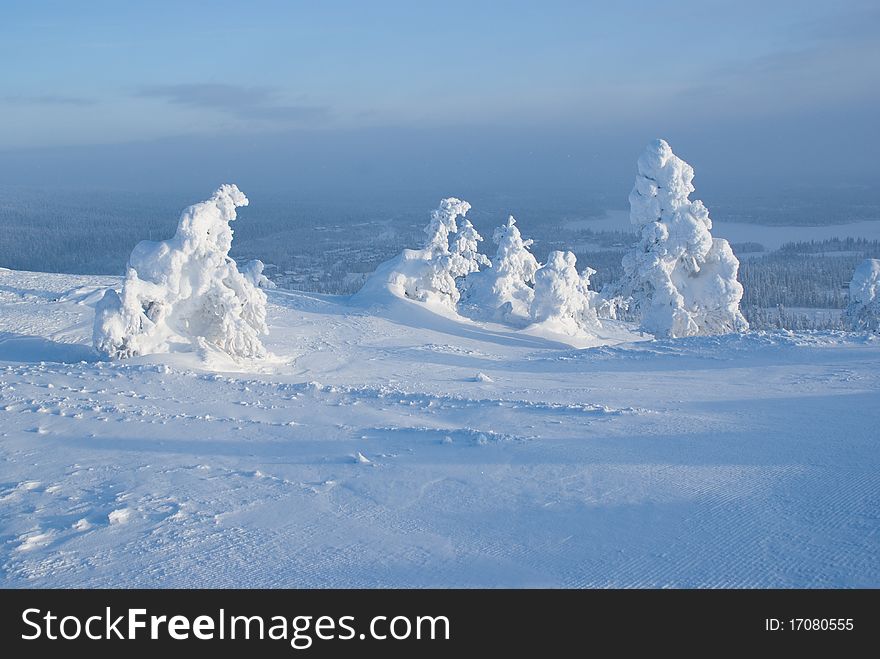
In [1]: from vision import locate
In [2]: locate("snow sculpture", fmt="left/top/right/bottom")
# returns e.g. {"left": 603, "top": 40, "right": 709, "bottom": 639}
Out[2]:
{"left": 615, "top": 139, "right": 748, "bottom": 338}
{"left": 463, "top": 216, "right": 539, "bottom": 322}
{"left": 357, "top": 197, "right": 488, "bottom": 309}
{"left": 530, "top": 250, "right": 600, "bottom": 335}
{"left": 845, "top": 258, "right": 880, "bottom": 332}
{"left": 93, "top": 184, "right": 269, "bottom": 359}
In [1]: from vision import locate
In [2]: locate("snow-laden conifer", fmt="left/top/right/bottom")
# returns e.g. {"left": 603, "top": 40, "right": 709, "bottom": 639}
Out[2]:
{"left": 94, "top": 184, "right": 268, "bottom": 359}
{"left": 614, "top": 139, "right": 748, "bottom": 338}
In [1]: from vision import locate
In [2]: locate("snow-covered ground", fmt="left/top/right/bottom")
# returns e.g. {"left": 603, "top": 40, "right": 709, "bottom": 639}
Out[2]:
{"left": 1, "top": 267, "right": 878, "bottom": 587}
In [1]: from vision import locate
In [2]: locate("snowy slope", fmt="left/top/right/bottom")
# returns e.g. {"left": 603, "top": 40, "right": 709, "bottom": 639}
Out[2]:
{"left": 1, "top": 267, "right": 878, "bottom": 587}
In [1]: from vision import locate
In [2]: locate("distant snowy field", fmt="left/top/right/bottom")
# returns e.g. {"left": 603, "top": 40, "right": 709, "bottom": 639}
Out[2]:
{"left": 1, "top": 268, "right": 878, "bottom": 587}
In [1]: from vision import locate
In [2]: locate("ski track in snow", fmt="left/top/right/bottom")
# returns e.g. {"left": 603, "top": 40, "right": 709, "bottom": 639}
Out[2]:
{"left": 0, "top": 269, "right": 878, "bottom": 587}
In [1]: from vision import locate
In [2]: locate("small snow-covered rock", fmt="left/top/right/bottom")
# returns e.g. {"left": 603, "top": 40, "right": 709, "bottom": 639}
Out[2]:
{"left": 108, "top": 508, "right": 132, "bottom": 525}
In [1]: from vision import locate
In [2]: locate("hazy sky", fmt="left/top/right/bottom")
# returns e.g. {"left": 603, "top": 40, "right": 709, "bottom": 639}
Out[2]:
{"left": 1, "top": 0, "right": 878, "bottom": 198}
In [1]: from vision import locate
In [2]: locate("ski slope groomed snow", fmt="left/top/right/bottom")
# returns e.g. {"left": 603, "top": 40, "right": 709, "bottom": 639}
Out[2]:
{"left": 1, "top": 268, "right": 878, "bottom": 587}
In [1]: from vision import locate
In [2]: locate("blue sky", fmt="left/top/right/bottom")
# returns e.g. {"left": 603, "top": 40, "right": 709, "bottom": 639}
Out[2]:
{"left": 0, "top": 1, "right": 877, "bottom": 195}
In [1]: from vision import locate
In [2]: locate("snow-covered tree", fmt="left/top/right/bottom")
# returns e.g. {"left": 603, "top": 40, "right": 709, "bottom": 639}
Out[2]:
{"left": 462, "top": 215, "right": 539, "bottom": 322}
{"left": 93, "top": 184, "right": 269, "bottom": 359}
{"left": 356, "top": 197, "right": 488, "bottom": 310}
{"left": 613, "top": 139, "right": 748, "bottom": 338}
{"left": 845, "top": 258, "right": 880, "bottom": 332}
{"left": 530, "top": 250, "right": 600, "bottom": 335}
{"left": 425, "top": 197, "right": 469, "bottom": 255}
{"left": 449, "top": 217, "right": 491, "bottom": 279}
{"left": 241, "top": 259, "right": 276, "bottom": 289}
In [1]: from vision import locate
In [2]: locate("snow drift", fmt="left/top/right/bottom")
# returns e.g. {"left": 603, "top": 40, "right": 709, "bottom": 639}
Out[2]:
{"left": 611, "top": 139, "right": 748, "bottom": 338}
{"left": 93, "top": 184, "right": 269, "bottom": 359}
{"left": 356, "top": 198, "right": 488, "bottom": 310}
{"left": 845, "top": 258, "right": 880, "bottom": 332}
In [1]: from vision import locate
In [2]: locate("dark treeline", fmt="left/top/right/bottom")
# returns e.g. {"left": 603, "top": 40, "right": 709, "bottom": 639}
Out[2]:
{"left": 778, "top": 237, "right": 880, "bottom": 254}
{"left": 739, "top": 239, "right": 880, "bottom": 310}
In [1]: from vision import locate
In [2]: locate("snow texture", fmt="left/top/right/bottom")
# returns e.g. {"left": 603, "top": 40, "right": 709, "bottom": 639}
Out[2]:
{"left": 615, "top": 139, "right": 748, "bottom": 338}
{"left": 356, "top": 198, "right": 487, "bottom": 310}
{"left": 845, "top": 258, "right": 880, "bottom": 332}
{"left": 93, "top": 185, "right": 268, "bottom": 359}
{"left": 2, "top": 268, "right": 878, "bottom": 587}
{"left": 531, "top": 250, "right": 601, "bottom": 337}
{"left": 463, "top": 216, "right": 539, "bottom": 323}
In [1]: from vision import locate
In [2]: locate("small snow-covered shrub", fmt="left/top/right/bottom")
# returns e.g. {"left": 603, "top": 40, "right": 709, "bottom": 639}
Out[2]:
{"left": 612, "top": 139, "right": 748, "bottom": 338}
{"left": 357, "top": 197, "right": 488, "bottom": 309}
{"left": 845, "top": 258, "right": 880, "bottom": 332}
{"left": 531, "top": 250, "right": 600, "bottom": 335}
{"left": 241, "top": 259, "right": 276, "bottom": 289}
{"left": 463, "top": 216, "right": 539, "bottom": 323}
{"left": 93, "top": 184, "right": 269, "bottom": 359}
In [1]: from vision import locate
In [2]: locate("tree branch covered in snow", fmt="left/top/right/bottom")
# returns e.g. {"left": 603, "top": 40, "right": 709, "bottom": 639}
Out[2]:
{"left": 610, "top": 139, "right": 748, "bottom": 338}
{"left": 93, "top": 184, "right": 269, "bottom": 359}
